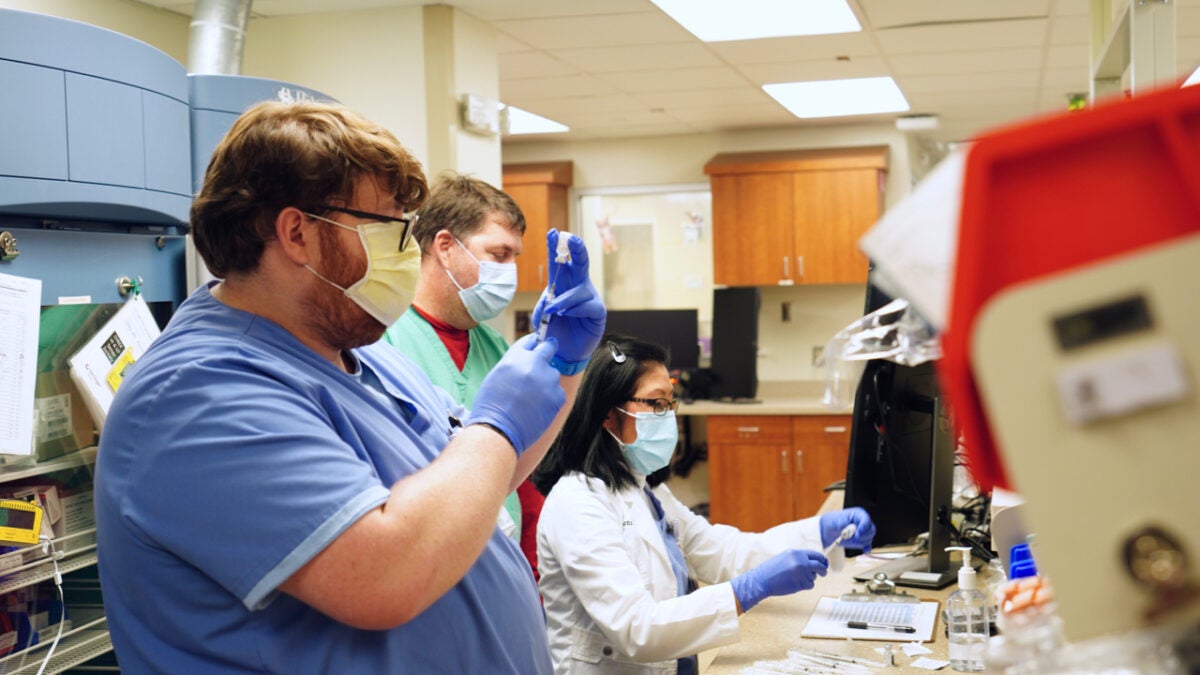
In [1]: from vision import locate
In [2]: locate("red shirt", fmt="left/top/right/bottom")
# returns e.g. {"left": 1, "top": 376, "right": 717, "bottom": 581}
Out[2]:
{"left": 411, "top": 305, "right": 470, "bottom": 371}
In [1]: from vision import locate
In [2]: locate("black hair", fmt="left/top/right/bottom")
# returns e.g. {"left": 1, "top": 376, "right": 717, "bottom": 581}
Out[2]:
{"left": 531, "top": 335, "right": 670, "bottom": 496}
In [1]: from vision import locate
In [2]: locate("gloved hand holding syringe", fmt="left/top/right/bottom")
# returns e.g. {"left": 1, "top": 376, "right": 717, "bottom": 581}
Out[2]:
{"left": 530, "top": 229, "right": 607, "bottom": 375}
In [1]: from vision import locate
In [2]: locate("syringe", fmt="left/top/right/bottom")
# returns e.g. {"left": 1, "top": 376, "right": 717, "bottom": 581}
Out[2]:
{"left": 537, "top": 233, "right": 572, "bottom": 343}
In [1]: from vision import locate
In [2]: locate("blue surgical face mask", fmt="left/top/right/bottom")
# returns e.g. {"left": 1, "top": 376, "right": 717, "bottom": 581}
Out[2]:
{"left": 607, "top": 409, "right": 678, "bottom": 476}
{"left": 445, "top": 238, "right": 518, "bottom": 323}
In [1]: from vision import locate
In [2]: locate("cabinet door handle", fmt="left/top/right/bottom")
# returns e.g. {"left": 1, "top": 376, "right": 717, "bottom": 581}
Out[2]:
{"left": 782, "top": 256, "right": 790, "bottom": 279}
{"left": 538, "top": 264, "right": 544, "bottom": 284}
{"left": 796, "top": 255, "right": 804, "bottom": 278}
{"left": 781, "top": 450, "right": 788, "bottom": 473}
{"left": 736, "top": 426, "right": 759, "bottom": 434}
{"left": 824, "top": 426, "right": 846, "bottom": 433}
{"left": 795, "top": 449, "right": 803, "bottom": 472}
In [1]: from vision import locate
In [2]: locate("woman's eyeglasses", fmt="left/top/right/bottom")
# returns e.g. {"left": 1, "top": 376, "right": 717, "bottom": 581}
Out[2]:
{"left": 626, "top": 397, "right": 679, "bottom": 416}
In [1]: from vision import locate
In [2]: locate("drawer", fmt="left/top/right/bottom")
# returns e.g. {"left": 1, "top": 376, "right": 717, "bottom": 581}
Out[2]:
{"left": 707, "top": 416, "right": 792, "bottom": 443}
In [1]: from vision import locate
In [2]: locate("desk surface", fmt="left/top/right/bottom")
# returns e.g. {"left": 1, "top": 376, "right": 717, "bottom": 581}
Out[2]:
{"left": 704, "top": 553, "right": 962, "bottom": 673}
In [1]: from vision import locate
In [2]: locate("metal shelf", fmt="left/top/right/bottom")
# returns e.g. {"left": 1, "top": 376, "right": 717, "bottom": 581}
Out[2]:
{"left": 0, "top": 618, "right": 111, "bottom": 675}
{"left": 0, "top": 448, "right": 97, "bottom": 484}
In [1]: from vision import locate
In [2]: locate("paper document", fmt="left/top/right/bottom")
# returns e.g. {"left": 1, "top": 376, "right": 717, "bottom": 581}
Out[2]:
{"left": 0, "top": 273, "right": 42, "bottom": 455}
{"left": 858, "top": 148, "right": 967, "bottom": 330}
{"left": 67, "top": 295, "right": 161, "bottom": 428}
{"left": 801, "top": 597, "right": 939, "bottom": 642}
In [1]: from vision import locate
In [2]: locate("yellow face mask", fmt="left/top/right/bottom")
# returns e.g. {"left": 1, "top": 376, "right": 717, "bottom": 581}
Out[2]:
{"left": 305, "top": 214, "right": 421, "bottom": 327}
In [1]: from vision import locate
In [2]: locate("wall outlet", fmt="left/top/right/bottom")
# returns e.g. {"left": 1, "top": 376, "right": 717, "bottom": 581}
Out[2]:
{"left": 811, "top": 345, "right": 824, "bottom": 365}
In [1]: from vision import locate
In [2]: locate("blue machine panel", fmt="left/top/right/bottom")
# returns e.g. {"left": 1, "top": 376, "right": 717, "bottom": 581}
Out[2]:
{"left": 189, "top": 74, "right": 334, "bottom": 191}
{"left": 0, "top": 227, "right": 186, "bottom": 307}
{"left": 0, "top": 61, "right": 68, "bottom": 181}
{"left": 144, "top": 92, "right": 192, "bottom": 197}
{"left": 66, "top": 73, "right": 145, "bottom": 189}
{"left": 0, "top": 8, "right": 191, "bottom": 226}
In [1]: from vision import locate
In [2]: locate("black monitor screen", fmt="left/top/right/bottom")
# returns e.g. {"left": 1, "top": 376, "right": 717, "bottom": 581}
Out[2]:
{"left": 842, "top": 279, "right": 958, "bottom": 587}
{"left": 603, "top": 309, "right": 700, "bottom": 370}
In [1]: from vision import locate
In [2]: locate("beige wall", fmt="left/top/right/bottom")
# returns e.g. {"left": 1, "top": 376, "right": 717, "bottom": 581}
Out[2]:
{"left": 244, "top": 8, "right": 430, "bottom": 166}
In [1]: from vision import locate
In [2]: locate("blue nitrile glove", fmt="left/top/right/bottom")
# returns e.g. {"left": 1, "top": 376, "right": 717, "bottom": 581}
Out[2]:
{"left": 531, "top": 229, "right": 606, "bottom": 375}
{"left": 819, "top": 507, "right": 877, "bottom": 552}
{"left": 730, "top": 550, "right": 829, "bottom": 612}
{"left": 466, "top": 334, "right": 565, "bottom": 455}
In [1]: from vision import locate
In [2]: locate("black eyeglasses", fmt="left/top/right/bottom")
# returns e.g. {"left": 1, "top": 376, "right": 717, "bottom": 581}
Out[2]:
{"left": 627, "top": 397, "right": 679, "bottom": 416}
{"left": 310, "top": 204, "right": 419, "bottom": 252}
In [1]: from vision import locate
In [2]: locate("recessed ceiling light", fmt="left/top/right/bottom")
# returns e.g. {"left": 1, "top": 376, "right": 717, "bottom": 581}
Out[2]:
{"left": 501, "top": 105, "right": 569, "bottom": 135}
{"left": 649, "top": 0, "right": 860, "bottom": 42}
{"left": 763, "top": 77, "right": 910, "bottom": 119}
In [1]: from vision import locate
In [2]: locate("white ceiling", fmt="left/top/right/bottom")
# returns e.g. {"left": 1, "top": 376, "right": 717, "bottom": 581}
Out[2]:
{"left": 137, "top": 0, "right": 1200, "bottom": 144}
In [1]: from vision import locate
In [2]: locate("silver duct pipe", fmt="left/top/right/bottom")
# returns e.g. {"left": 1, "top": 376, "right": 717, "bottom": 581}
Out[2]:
{"left": 187, "top": 0, "right": 254, "bottom": 75}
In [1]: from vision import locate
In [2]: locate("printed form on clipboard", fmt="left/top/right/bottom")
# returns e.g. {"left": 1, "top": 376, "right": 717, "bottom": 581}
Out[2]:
{"left": 801, "top": 596, "right": 940, "bottom": 642}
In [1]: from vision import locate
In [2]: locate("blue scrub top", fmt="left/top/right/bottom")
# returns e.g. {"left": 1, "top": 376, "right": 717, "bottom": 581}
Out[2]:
{"left": 95, "top": 284, "right": 552, "bottom": 674}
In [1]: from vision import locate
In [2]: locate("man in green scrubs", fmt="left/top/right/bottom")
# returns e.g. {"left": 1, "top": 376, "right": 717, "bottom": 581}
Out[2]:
{"left": 381, "top": 173, "right": 537, "bottom": 567}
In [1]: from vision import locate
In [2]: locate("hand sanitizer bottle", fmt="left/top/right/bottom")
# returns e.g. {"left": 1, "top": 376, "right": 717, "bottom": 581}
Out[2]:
{"left": 946, "top": 546, "right": 988, "bottom": 672}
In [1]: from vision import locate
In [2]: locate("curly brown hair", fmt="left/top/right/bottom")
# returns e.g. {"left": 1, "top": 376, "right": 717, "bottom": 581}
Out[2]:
{"left": 191, "top": 100, "right": 428, "bottom": 278}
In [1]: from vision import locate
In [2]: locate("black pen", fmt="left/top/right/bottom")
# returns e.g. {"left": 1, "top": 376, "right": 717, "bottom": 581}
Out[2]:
{"left": 846, "top": 620, "right": 916, "bottom": 633}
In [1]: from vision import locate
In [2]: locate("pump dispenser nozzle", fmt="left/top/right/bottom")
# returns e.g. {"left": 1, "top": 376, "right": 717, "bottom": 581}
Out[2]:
{"left": 946, "top": 546, "right": 977, "bottom": 590}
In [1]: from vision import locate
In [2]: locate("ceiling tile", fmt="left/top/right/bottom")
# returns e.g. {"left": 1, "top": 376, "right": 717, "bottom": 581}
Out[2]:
{"left": 493, "top": 11, "right": 692, "bottom": 50}
{"left": 738, "top": 57, "right": 890, "bottom": 85}
{"left": 511, "top": 94, "right": 654, "bottom": 116}
{"left": 586, "top": 121, "right": 703, "bottom": 138}
{"left": 501, "top": 74, "right": 621, "bottom": 99}
{"left": 633, "top": 87, "right": 774, "bottom": 108}
{"left": 1053, "top": 0, "right": 1090, "bottom": 16}
{"left": 667, "top": 104, "right": 797, "bottom": 126}
{"left": 706, "top": 32, "right": 879, "bottom": 65}
{"left": 1040, "top": 67, "right": 1091, "bottom": 90}
{"left": 899, "top": 70, "right": 1045, "bottom": 94}
{"left": 551, "top": 43, "right": 723, "bottom": 73}
{"left": 875, "top": 18, "right": 1047, "bottom": 54}
{"left": 1045, "top": 44, "right": 1089, "bottom": 70}
{"left": 889, "top": 48, "right": 1044, "bottom": 76}
{"left": 1049, "top": 15, "right": 1089, "bottom": 45}
{"left": 596, "top": 67, "right": 748, "bottom": 92}
{"left": 496, "top": 32, "right": 534, "bottom": 54}
{"left": 454, "top": 0, "right": 651, "bottom": 21}
{"left": 499, "top": 51, "right": 580, "bottom": 79}
{"left": 1180, "top": 8, "right": 1200, "bottom": 37}
{"left": 858, "top": 0, "right": 1050, "bottom": 29}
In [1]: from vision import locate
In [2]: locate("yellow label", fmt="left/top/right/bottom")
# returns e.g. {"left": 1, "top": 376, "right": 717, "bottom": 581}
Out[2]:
{"left": 106, "top": 348, "right": 136, "bottom": 393}
{"left": 0, "top": 500, "right": 42, "bottom": 546}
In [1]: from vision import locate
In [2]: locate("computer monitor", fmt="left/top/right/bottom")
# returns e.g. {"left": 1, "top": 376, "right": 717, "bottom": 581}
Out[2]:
{"left": 709, "top": 287, "right": 759, "bottom": 400}
{"left": 602, "top": 308, "right": 700, "bottom": 370}
{"left": 843, "top": 286, "right": 958, "bottom": 589}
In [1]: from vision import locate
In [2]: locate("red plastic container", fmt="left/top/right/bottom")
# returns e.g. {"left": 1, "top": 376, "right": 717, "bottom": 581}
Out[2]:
{"left": 941, "top": 81, "right": 1200, "bottom": 490}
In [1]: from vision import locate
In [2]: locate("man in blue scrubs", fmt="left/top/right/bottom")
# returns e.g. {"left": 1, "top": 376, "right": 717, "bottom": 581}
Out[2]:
{"left": 94, "top": 100, "right": 604, "bottom": 673}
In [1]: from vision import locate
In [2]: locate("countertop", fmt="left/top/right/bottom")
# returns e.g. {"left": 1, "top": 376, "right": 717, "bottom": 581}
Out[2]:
{"left": 679, "top": 380, "right": 852, "bottom": 416}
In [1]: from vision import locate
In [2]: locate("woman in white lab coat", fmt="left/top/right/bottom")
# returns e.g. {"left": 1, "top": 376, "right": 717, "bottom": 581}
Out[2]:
{"left": 532, "top": 336, "right": 877, "bottom": 674}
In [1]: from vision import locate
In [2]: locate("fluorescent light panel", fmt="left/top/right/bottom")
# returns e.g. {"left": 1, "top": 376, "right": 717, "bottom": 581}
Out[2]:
{"left": 501, "top": 105, "right": 568, "bottom": 135}
{"left": 650, "top": 0, "right": 860, "bottom": 42}
{"left": 764, "top": 77, "right": 910, "bottom": 119}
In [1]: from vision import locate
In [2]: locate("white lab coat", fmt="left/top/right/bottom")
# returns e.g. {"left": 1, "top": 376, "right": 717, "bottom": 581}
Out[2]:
{"left": 537, "top": 472, "right": 825, "bottom": 674}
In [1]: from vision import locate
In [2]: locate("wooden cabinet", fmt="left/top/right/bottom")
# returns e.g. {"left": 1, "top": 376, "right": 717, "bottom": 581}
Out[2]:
{"left": 502, "top": 161, "right": 572, "bottom": 292}
{"left": 705, "top": 147, "right": 887, "bottom": 286}
{"left": 708, "top": 415, "right": 851, "bottom": 532}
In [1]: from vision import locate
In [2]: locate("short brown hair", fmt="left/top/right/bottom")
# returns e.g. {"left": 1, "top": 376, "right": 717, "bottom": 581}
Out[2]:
{"left": 191, "top": 100, "right": 428, "bottom": 278}
{"left": 411, "top": 172, "right": 525, "bottom": 254}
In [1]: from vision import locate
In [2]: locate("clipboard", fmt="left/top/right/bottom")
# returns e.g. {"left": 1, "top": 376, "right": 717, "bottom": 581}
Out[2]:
{"left": 801, "top": 596, "right": 940, "bottom": 642}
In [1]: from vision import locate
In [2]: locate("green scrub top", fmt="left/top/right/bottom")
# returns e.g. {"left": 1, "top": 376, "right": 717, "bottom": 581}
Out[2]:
{"left": 383, "top": 309, "right": 522, "bottom": 533}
